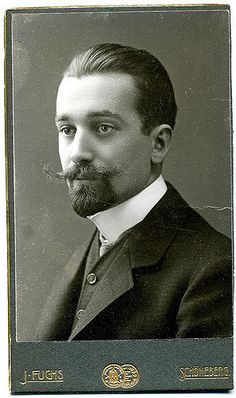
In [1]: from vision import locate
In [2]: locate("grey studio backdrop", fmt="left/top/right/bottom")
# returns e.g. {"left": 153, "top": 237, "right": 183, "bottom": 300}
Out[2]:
{"left": 11, "top": 9, "right": 232, "bottom": 341}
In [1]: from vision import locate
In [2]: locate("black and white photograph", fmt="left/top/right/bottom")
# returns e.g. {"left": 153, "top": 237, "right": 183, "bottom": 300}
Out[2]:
{"left": 5, "top": 3, "right": 234, "bottom": 393}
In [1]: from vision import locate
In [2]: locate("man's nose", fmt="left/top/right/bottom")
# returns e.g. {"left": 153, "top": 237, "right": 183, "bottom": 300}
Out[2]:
{"left": 70, "top": 130, "right": 94, "bottom": 163}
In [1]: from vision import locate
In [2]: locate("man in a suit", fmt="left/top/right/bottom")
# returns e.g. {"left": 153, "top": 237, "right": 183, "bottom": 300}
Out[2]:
{"left": 37, "top": 43, "right": 232, "bottom": 340}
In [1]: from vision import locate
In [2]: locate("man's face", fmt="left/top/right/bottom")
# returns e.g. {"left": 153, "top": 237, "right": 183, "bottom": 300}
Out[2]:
{"left": 56, "top": 72, "right": 154, "bottom": 217}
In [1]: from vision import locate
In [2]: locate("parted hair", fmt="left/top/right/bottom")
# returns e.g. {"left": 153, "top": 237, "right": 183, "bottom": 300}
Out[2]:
{"left": 64, "top": 43, "right": 177, "bottom": 134}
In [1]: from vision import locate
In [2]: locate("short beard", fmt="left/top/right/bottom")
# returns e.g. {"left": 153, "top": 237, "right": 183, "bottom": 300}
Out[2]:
{"left": 44, "top": 162, "right": 121, "bottom": 217}
{"left": 69, "top": 179, "right": 117, "bottom": 217}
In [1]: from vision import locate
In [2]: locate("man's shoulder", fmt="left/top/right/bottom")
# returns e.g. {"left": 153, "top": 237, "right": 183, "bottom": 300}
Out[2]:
{"left": 169, "top": 183, "right": 230, "bottom": 246}
{"left": 140, "top": 181, "right": 231, "bottom": 256}
{"left": 157, "top": 182, "right": 229, "bottom": 235}
{"left": 125, "top": 182, "right": 231, "bottom": 273}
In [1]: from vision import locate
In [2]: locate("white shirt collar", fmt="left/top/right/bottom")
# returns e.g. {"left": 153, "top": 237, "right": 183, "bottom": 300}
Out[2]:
{"left": 87, "top": 175, "right": 167, "bottom": 244}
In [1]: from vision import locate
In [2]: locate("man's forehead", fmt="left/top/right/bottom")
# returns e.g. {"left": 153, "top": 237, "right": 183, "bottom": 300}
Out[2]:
{"left": 57, "top": 73, "right": 136, "bottom": 97}
{"left": 56, "top": 73, "right": 137, "bottom": 115}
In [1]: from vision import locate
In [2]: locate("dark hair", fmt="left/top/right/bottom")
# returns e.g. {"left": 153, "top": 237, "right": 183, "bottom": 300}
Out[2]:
{"left": 64, "top": 43, "right": 177, "bottom": 134}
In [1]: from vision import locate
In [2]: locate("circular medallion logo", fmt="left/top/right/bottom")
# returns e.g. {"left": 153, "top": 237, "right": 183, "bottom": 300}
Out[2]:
{"left": 102, "top": 363, "right": 140, "bottom": 389}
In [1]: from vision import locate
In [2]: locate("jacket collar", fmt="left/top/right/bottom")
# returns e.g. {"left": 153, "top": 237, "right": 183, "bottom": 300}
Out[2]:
{"left": 127, "top": 183, "right": 191, "bottom": 269}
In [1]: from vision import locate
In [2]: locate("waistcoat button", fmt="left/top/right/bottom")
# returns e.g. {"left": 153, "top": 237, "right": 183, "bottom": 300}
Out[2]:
{"left": 87, "top": 273, "right": 97, "bottom": 285}
{"left": 76, "top": 309, "right": 84, "bottom": 319}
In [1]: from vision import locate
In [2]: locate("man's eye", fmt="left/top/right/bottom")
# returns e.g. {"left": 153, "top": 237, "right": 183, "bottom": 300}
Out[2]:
{"left": 97, "top": 124, "right": 114, "bottom": 135}
{"left": 59, "top": 126, "right": 76, "bottom": 136}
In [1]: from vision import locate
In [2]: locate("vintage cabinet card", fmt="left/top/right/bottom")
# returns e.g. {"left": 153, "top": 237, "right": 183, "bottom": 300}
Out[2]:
{"left": 6, "top": 5, "right": 233, "bottom": 393}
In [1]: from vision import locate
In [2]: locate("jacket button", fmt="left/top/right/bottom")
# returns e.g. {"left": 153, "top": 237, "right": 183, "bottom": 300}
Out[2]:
{"left": 87, "top": 273, "right": 97, "bottom": 285}
{"left": 76, "top": 309, "right": 84, "bottom": 319}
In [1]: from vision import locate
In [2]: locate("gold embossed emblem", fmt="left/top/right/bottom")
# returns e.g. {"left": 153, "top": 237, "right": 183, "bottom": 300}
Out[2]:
{"left": 102, "top": 364, "right": 140, "bottom": 389}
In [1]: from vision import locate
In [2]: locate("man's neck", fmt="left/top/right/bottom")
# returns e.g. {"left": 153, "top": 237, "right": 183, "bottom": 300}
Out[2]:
{"left": 87, "top": 175, "right": 167, "bottom": 244}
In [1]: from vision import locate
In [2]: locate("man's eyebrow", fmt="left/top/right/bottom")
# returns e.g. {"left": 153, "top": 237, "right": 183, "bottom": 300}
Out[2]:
{"left": 55, "top": 111, "right": 125, "bottom": 124}
{"left": 55, "top": 114, "right": 70, "bottom": 124}
{"left": 86, "top": 110, "right": 122, "bottom": 119}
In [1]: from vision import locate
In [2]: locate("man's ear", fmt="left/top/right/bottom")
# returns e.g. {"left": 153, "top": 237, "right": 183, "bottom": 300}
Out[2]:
{"left": 150, "top": 124, "right": 172, "bottom": 164}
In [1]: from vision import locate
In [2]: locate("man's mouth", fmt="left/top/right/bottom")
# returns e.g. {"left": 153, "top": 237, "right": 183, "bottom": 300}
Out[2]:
{"left": 67, "top": 177, "right": 100, "bottom": 188}
{"left": 76, "top": 178, "right": 93, "bottom": 180}
{"left": 70, "top": 177, "right": 99, "bottom": 181}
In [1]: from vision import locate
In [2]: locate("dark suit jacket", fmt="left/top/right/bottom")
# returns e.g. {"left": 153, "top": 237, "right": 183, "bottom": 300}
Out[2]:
{"left": 36, "top": 184, "right": 232, "bottom": 340}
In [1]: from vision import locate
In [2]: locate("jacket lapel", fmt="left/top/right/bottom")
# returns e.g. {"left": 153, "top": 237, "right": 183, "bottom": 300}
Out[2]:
{"left": 36, "top": 229, "right": 96, "bottom": 340}
{"left": 68, "top": 238, "right": 133, "bottom": 340}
